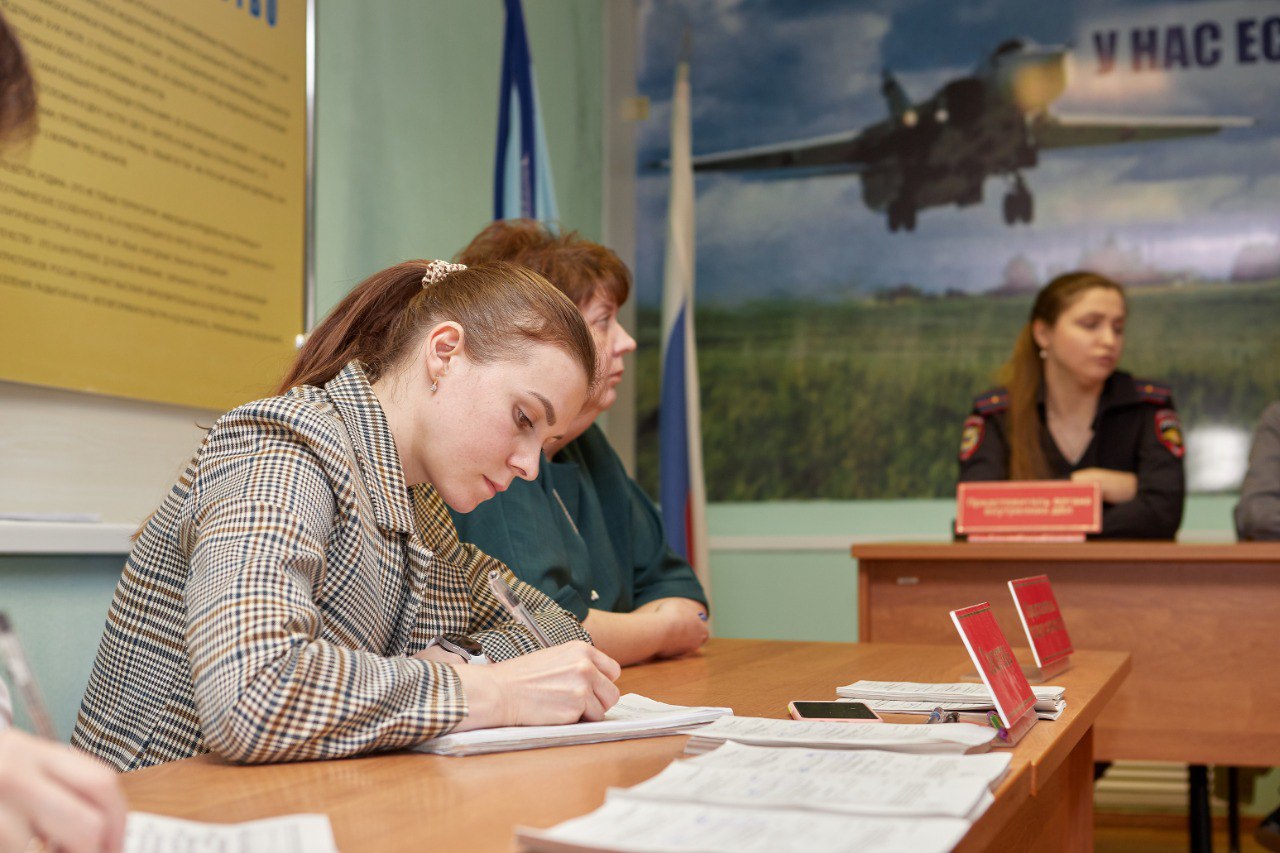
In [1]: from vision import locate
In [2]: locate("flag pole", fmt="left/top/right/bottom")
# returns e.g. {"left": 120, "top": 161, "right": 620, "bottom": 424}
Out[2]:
{"left": 659, "top": 41, "right": 711, "bottom": 599}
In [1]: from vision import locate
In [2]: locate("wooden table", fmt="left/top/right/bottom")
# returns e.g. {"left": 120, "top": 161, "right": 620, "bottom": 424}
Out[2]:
{"left": 853, "top": 542, "right": 1280, "bottom": 767}
{"left": 854, "top": 542, "right": 1280, "bottom": 852}
{"left": 120, "top": 638, "right": 1129, "bottom": 852}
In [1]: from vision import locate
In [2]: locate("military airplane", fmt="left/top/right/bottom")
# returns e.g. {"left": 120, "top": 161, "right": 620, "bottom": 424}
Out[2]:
{"left": 689, "top": 39, "right": 1251, "bottom": 232}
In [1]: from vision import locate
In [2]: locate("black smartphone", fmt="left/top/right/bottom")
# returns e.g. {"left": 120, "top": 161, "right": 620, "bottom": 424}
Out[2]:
{"left": 787, "top": 700, "right": 883, "bottom": 722}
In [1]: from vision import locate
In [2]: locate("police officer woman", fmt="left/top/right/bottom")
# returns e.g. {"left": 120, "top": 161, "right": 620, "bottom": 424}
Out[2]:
{"left": 958, "top": 271, "right": 1185, "bottom": 539}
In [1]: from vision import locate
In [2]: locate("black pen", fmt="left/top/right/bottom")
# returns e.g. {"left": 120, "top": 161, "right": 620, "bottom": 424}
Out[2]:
{"left": 487, "top": 570, "right": 553, "bottom": 649}
{"left": 0, "top": 612, "right": 57, "bottom": 739}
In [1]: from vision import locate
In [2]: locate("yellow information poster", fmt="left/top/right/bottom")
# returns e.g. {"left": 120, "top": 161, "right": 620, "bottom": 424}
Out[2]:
{"left": 0, "top": 0, "right": 306, "bottom": 410}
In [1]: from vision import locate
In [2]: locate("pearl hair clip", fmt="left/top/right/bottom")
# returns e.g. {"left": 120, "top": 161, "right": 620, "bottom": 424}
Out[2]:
{"left": 422, "top": 260, "right": 467, "bottom": 287}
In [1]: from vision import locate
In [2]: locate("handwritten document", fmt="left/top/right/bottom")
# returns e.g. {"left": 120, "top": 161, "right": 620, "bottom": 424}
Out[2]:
{"left": 626, "top": 741, "right": 1009, "bottom": 819}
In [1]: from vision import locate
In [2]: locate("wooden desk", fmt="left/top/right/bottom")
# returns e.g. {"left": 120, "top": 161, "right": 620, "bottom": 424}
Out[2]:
{"left": 853, "top": 542, "right": 1280, "bottom": 767}
{"left": 119, "top": 639, "right": 1128, "bottom": 852}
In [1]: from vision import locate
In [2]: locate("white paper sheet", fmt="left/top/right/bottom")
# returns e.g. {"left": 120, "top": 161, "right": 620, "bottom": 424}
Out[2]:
{"left": 625, "top": 750, "right": 1003, "bottom": 818}
{"left": 838, "top": 680, "right": 1064, "bottom": 706}
{"left": 517, "top": 793, "right": 971, "bottom": 853}
{"left": 684, "top": 715, "right": 994, "bottom": 755}
{"left": 851, "top": 697, "right": 1065, "bottom": 721}
{"left": 687, "top": 740, "right": 1011, "bottom": 784}
{"left": 416, "top": 693, "right": 731, "bottom": 756}
{"left": 125, "top": 813, "right": 337, "bottom": 853}
{"left": 837, "top": 680, "right": 1066, "bottom": 719}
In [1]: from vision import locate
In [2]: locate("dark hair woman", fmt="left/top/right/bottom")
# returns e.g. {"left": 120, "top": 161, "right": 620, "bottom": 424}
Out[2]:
{"left": 74, "top": 259, "right": 622, "bottom": 771}
{"left": 451, "top": 220, "right": 710, "bottom": 666}
{"left": 958, "top": 271, "right": 1185, "bottom": 539}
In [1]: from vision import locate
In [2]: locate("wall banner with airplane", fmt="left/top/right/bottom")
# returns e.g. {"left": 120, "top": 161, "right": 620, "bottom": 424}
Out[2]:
{"left": 632, "top": 0, "right": 1280, "bottom": 502}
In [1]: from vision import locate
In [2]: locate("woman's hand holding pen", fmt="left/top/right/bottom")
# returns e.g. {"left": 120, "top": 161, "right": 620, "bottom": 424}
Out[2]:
{"left": 450, "top": 641, "right": 621, "bottom": 732}
{"left": 0, "top": 728, "right": 126, "bottom": 853}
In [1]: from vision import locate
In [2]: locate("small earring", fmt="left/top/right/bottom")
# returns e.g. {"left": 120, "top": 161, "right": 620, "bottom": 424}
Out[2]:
{"left": 430, "top": 362, "right": 449, "bottom": 393}
{"left": 1038, "top": 349, "right": 1048, "bottom": 360}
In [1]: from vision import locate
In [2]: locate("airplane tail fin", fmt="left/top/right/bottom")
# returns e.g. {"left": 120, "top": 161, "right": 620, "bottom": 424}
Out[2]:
{"left": 881, "top": 69, "right": 910, "bottom": 119}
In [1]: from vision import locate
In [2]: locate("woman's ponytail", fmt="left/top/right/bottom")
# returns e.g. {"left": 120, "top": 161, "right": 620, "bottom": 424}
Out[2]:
{"left": 276, "top": 260, "right": 596, "bottom": 397}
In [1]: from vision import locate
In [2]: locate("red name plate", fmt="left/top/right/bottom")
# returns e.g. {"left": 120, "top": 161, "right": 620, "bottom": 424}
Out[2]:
{"left": 1008, "top": 575, "right": 1074, "bottom": 669}
{"left": 956, "top": 480, "right": 1101, "bottom": 535}
{"left": 950, "top": 602, "right": 1037, "bottom": 729}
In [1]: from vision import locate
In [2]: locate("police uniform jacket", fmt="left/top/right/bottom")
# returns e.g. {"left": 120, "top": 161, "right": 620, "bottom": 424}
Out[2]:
{"left": 958, "top": 370, "right": 1185, "bottom": 539}
{"left": 72, "top": 361, "right": 589, "bottom": 771}
{"left": 450, "top": 423, "right": 707, "bottom": 621}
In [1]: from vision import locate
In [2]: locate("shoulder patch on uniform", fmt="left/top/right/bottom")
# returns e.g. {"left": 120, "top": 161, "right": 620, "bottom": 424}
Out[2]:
{"left": 972, "top": 389, "right": 1009, "bottom": 416}
{"left": 1134, "top": 379, "right": 1173, "bottom": 406}
{"left": 959, "top": 414, "right": 986, "bottom": 461}
{"left": 1155, "top": 408, "right": 1184, "bottom": 458}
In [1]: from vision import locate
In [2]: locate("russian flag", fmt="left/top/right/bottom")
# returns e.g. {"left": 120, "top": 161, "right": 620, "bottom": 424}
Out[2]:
{"left": 659, "top": 58, "right": 711, "bottom": 595}
{"left": 493, "top": 0, "right": 558, "bottom": 222}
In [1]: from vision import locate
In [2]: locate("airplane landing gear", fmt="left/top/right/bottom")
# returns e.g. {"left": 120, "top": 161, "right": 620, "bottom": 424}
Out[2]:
{"left": 887, "top": 197, "right": 917, "bottom": 233}
{"left": 1002, "top": 175, "right": 1033, "bottom": 225}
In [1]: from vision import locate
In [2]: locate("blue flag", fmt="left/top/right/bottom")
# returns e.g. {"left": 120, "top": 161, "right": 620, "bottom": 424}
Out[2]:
{"left": 494, "top": 0, "right": 558, "bottom": 222}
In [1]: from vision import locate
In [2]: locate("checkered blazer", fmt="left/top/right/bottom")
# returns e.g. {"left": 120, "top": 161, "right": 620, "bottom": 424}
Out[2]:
{"left": 72, "top": 362, "right": 589, "bottom": 770}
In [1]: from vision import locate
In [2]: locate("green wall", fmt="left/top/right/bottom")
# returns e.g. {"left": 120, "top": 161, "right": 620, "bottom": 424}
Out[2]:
{"left": 313, "top": 0, "right": 604, "bottom": 316}
{"left": 0, "top": 0, "right": 606, "bottom": 735}
{"left": 0, "top": 557, "right": 122, "bottom": 737}
{"left": 707, "top": 494, "right": 1240, "bottom": 645}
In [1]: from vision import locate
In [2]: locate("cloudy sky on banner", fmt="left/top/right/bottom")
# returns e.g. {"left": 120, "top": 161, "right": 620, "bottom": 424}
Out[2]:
{"left": 634, "top": 0, "right": 1280, "bottom": 302}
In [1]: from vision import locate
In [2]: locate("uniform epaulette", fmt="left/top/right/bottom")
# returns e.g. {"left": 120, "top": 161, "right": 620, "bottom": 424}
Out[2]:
{"left": 972, "top": 388, "right": 1009, "bottom": 416}
{"left": 1133, "top": 378, "right": 1173, "bottom": 406}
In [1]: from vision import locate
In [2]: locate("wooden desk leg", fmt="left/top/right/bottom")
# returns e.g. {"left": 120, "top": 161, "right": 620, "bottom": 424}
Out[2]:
{"left": 966, "top": 725, "right": 1097, "bottom": 851}
{"left": 1228, "top": 767, "right": 1240, "bottom": 853}
{"left": 1065, "top": 727, "right": 1095, "bottom": 852}
{"left": 1189, "top": 764, "right": 1213, "bottom": 853}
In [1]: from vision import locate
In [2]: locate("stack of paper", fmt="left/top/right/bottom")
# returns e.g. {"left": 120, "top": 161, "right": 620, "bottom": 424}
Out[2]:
{"left": 415, "top": 693, "right": 731, "bottom": 756}
{"left": 518, "top": 794, "right": 974, "bottom": 853}
{"left": 515, "top": 700, "right": 1011, "bottom": 851}
{"left": 626, "top": 741, "right": 1010, "bottom": 819}
{"left": 518, "top": 740, "right": 1012, "bottom": 852}
{"left": 837, "top": 680, "right": 1067, "bottom": 721}
{"left": 682, "top": 715, "right": 995, "bottom": 756}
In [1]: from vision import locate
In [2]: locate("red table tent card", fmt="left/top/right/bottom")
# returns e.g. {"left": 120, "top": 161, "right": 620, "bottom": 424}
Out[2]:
{"left": 950, "top": 602, "right": 1039, "bottom": 746}
{"left": 1008, "top": 574, "right": 1074, "bottom": 680}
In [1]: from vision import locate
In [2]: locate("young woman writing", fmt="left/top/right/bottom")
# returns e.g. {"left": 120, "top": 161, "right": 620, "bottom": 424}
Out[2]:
{"left": 73, "top": 260, "right": 621, "bottom": 770}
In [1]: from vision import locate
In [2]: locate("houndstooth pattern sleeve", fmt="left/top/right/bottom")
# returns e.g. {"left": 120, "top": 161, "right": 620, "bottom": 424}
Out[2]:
{"left": 181, "top": 402, "right": 469, "bottom": 764}
{"left": 73, "top": 362, "right": 596, "bottom": 770}
{"left": 72, "top": 364, "right": 487, "bottom": 770}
